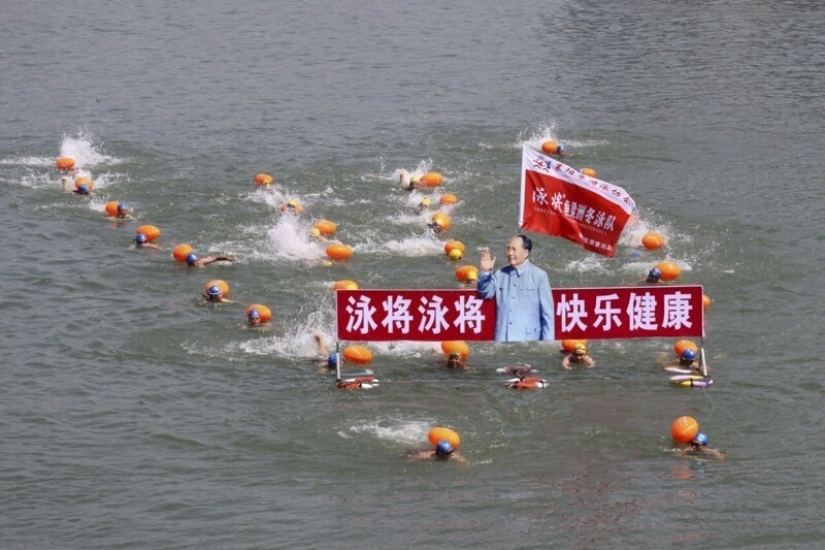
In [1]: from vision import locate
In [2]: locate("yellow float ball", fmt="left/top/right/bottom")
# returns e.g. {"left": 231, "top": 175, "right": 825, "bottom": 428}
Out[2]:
{"left": 74, "top": 177, "right": 93, "bottom": 190}
{"left": 420, "top": 172, "right": 443, "bottom": 187}
{"left": 343, "top": 345, "right": 373, "bottom": 364}
{"left": 254, "top": 173, "right": 273, "bottom": 186}
{"left": 673, "top": 340, "right": 698, "bottom": 358}
{"left": 245, "top": 303, "right": 272, "bottom": 322}
{"left": 135, "top": 225, "right": 161, "bottom": 242}
{"left": 581, "top": 167, "right": 597, "bottom": 178}
{"left": 173, "top": 244, "right": 194, "bottom": 262}
{"left": 205, "top": 279, "right": 230, "bottom": 297}
{"left": 444, "top": 240, "right": 466, "bottom": 255}
{"left": 333, "top": 280, "right": 359, "bottom": 291}
{"left": 440, "top": 341, "right": 470, "bottom": 358}
{"left": 104, "top": 202, "right": 120, "bottom": 217}
{"left": 313, "top": 220, "right": 337, "bottom": 236}
{"left": 562, "top": 339, "right": 588, "bottom": 353}
{"left": 541, "top": 140, "right": 561, "bottom": 155}
{"left": 55, "top": 157, "right": 75, "bottom": 171}
{"left": 671, "top": 416, "right": 699, "bottom": 444}
{"left": 655, "top": 261, "right": 682, "bottom": 281}
{"left": 431, "top": 212, "right": 451, "bottom": 231}
{"left": 326, "top": 244, "right": 353, "bottom": 261}
{"left": 439, "top": 194, "right": 458, "bottom": 206}
{"left": 428, "top": 427, "right": 461, "bottom": 449}
{"left": 642, "top": 233, "right": 665, "bottom": 251}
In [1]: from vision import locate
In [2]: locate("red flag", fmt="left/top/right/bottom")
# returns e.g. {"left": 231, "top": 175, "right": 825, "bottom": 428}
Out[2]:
{"left": 520, "top": 146, "right": 635, "bottom": 257}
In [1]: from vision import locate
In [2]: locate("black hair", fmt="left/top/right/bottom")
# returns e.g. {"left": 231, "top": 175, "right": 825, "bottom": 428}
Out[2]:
{"left": 517, "top": 234, "right": 533, "bottom": 253}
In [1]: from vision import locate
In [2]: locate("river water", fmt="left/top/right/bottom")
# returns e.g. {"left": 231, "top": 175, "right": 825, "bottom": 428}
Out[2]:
{"left": 2, "top": 1, "right": 824, "bottom": 548}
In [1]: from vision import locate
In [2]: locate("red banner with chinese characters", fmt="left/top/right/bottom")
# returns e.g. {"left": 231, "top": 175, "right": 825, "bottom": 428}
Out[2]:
{"left": 336, "top": 286, "right": 703, "bottom": 342}
{"left": 520, "top": 146, "right": 636, "bottom": 258}
{"left": 553, "top": 285, "right": 704, "bottom": 339}
{"left": 336, "top": 289, "right": 496, "bottom": 342}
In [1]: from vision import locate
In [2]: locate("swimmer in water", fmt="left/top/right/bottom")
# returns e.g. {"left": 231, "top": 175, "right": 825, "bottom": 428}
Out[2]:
{"left": 418, "top": 197, "right": 431, "bottom": 211}
{"left": 112, "top": 202, "right": 133, "bottom": 220}
{"left": 309, "top": 227, "right": 328, "bottom": 242}
{"left": 314, "top": 333, "right": 340, "bottom": 373}
{"left": 186, "top": 253, "right": 237, "bottom": 268}
{"left": 639, "top": 267, "right": 663, "bottom": 285}
{"left": 72, "top": 184, "right": 94, "bottom": 196}
{"left": 407, "top": 440, "right": 467, "bottom": 463}
{"left": 131, "top": 233, "right": 161, "bottom": 250}
{"left": 246, "top": 308, "right": 270, "bottom": 328}
{"left": 675, "top": 432, "right": 725, "bottom": 462}
{"left": 561, "top": 344, "right": 595, "bottom": 370}
{"left": 202, "top": 284, "right": 233, "bottom": 304}
{"left": 660, "top": 348, "right": 705, "bottom": 375}
{"left": 443, "top": 351, "right": 468, "bottom": 370}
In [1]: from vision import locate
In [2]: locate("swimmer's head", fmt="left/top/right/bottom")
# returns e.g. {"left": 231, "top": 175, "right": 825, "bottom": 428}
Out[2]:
{"left": 287, "top": 199, "right": 298, "bottom": 208}
{"left": 327, "top": 353, "right": 339, "bottom": 367}
{"left": 647, "top": 268, "right": 661, "bottom": 282}
{"left": 692, "top": 432, "right": 708, "bottom": 447}
{"left": 419, "top": 197, "right": 431, "bottom": 209}
{"left": 435, "top": 440, "right": 454, "bottom": 456}
{"left": 206, "top": 285, "right": 223, "bottom": 298}
{"left": 247, "top": 308, "right": 261, "bottom": 324}
{"left": 680, "top": 348, "right": 697, "bottom": 362}
{"left": 117, "top": 202, "right": 127, "bottom": 214}
{"left": 448, "top": 351, "right": 461, "bottom": 363}
{"left": 186, "top": 253, "right": 198, "bottom": 266}
{"left": 135, "top": 233, "right": 147, "bottom": 245}
{"left": 573, "top": 344, "right": 587, "bottom": 356}
{"left": 76, "top": 184, "right": 90, "bottom": 195}
{"left": 310, "top": 227, "right": 321, "bottom": 238}
{"left": 557, "top": 144, "right": 566, "bottom": 155}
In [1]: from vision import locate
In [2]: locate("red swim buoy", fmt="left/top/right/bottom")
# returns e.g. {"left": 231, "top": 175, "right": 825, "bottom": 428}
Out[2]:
{"left": 135, "top": 225, "right": 161, "bottom": 242}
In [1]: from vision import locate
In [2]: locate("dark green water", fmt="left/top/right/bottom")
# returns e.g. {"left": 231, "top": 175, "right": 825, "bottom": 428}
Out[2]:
{"left": 2, "top": 1, "right": 824, "bottom": 547}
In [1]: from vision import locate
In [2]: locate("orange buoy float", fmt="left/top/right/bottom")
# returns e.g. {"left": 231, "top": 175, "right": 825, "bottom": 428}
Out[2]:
{"left": 74, "top": 177, "right": 93, "bottom": 190}
{"left": 671, "top": 416, "right": 699, "bottom": 443}
{"left": 343, "top": 345, "right": 373, "bottom": 364}
{"left": 104, "top": 202, "right": 128, "bottom": 217}
{"left": 444, "top": 240, "right": 466, "bottom": 256}
{"left": 254, "top": 173, "right": 273, "bottom": 186}
{"left": 55, "top": 157, "right": 76, "bottom": 171}
{"left": 431, "top": 212, "right": 451, "bottom": 231}
{"left": 333, "top": 280, "right": 359, "bottom": 291}
{"left": 562, "top": 339, "right": 588, "bottom": 353}
{"left": 655, "top": 261, "right": 681, "bottom": 281}
{"left": 703, "top": 295, "right": 712, "bottom": 311}
{"left": 326, "top": 244, "right": 353, "bottom": 261}
{"left": 205, "top": 279, "right": 230, "bottom": 297}
{"left": 581, "top": 167, "right": 597, "bottom": 178}
{"left": 507, "top": 376, "right": 549, "bottom": 389}
{"left": 673, "top": 340, "right": 698, "bottom": 358}
{"left": 173, "top": 244, "right": 194, "bottom": 262}
{"left": 439, "top": 194, "right": 458, "bottom": 206}
{"left": 441, "top": 341, "right": 470, "bottom": 359}
{"left": 135, "top": 225, "right": 161, "bottom": 242}
{"left": 313, "top": 219, "right": 337, "bottom": 236}
{"left": 428, "top": 427, "right": 460, "bottom": 449}
{"left": 455, "top": 265, "right": 478, "bottom": 282}
{"left": 541, "top": 140, "right": 564, "bottom": 155}
{"left": 245, "top": 303, "right": 271, "bottom": 323}
{"left": 420, "top": 172, "right": 443, "bottom": 187}
{"left": 642, "top": 233, "right": 665, "bottom": 251}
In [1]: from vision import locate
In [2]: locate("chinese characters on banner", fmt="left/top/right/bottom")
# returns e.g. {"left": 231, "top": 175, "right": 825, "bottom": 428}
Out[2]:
{"left": 336, "top": 289, "right": 496, "bottom": 342}
{"left": 520, "top": 146, "right": 636, "bottom": 258}
{"left": 336, "top": 286, "right": 703, "bottom": 342}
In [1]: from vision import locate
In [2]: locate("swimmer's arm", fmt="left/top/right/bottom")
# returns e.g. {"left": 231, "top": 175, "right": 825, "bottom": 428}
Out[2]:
{"left": 584, "top": 357, "right": 595, "bottom": 368}
{"left": 561, "top": 356, "right": 572, "bottom": 370}
{"left": 702, "top": 448, "right": 725, "bottom": 461}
